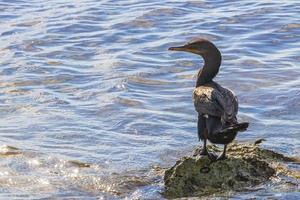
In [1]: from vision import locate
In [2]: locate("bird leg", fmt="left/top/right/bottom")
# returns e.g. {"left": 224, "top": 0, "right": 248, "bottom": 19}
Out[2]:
{"left": 198, "top": 114, "right": 208, "bottom": 155}
{"left": 197, "top": 114, "right": 218, "bottom": 160}
{"left": 199, "top": 138, "right": 208, "bottom": 155}
{"left": 217, "top": 144, "right": 228, "bottom": 160}
{"left": 200, "top": 137, "right": 218, "bottom": 161}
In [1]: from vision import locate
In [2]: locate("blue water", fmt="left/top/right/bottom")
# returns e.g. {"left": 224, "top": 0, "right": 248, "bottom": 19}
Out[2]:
{"left": 0, "top": 0, "right": 299, "bottom": 199}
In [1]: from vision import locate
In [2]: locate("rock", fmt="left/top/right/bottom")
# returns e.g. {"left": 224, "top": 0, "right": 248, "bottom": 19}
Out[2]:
{"left": 164, "top": 141, "right": 300, "bottom": 198}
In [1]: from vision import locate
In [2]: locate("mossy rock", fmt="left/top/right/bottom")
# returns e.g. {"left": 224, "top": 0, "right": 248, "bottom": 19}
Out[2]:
{"left": 164, "top": 141, "right": 299, "bottom": 198}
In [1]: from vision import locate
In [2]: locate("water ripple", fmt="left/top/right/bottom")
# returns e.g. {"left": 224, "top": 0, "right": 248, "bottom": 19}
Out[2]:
{"left": 0, "top": 0, "right": 299, "bottom": 198}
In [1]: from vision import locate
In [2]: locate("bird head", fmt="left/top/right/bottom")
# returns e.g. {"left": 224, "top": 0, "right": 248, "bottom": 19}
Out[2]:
{"left": 168, "top": 38, "right": 217, "bottom": 56}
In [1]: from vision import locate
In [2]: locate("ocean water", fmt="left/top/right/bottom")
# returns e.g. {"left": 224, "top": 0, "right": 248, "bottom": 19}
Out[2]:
{"left": 0, "top": 0, "right": 299, "bottom": 199}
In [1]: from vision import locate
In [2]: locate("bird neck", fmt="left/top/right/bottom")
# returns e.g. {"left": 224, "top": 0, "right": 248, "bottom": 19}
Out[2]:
{"left": 196, "top": 48, "right": 221, "bottom": 87}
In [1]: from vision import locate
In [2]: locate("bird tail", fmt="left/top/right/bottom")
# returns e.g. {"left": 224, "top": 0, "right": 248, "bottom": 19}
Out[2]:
{"left": 219, "top": 122, "right": 249, "bottom": 134}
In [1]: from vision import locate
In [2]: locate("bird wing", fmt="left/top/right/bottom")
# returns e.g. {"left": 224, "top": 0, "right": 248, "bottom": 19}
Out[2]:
{"left": 217, "top": 85, "right": 238, "bottom": 124}
{"left": 193, "top": 85, "right": 223, "bottom": 117}
{"left": 193, "top": 82, "right": 238, "bottom": 124}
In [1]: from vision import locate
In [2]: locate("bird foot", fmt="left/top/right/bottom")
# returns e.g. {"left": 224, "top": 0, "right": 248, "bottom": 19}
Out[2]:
{"left": 199, "top": 148, "right": 208, "bottom": 156}
{"left": 207, "top": 152, "right": 218, "bottom": 161}
{"left": 198, "top": 149, "right": 218, "bottom": 161}
{"left": 216, "top": 153, "right": 227, "bottom": 161}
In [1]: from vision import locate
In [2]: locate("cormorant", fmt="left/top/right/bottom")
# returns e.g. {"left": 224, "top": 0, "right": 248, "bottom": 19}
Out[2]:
{"left": 169, "top": 38, "right": 249, "bottom": 160}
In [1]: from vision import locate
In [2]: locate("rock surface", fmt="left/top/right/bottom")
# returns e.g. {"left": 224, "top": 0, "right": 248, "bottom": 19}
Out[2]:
{"left": 164, "top": 141, "right": 300, "bottom": 198}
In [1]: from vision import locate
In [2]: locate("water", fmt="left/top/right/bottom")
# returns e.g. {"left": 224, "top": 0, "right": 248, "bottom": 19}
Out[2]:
{"left": 0, "top": 0, "right": 299, "bottom": 199}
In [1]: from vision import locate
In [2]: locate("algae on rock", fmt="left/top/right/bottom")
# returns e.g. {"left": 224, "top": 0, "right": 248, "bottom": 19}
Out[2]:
{"left": 164, "top": 141, "right": 300, "bottom": 198}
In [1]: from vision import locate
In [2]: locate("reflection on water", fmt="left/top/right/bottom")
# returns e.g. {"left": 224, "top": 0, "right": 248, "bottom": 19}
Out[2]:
{"left": 0, "top": 0, "right": 299, "bottom": 199}
{"left": 0, "top": 145, "right": 163, "bottom": 199}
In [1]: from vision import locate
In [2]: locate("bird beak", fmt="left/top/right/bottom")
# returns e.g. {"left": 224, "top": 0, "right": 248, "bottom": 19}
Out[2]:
{"left": 168, "top": 45, "right": 204, "bottom": 55}
{"left": 168, "top": 46, "right": 187, "bottom": 51}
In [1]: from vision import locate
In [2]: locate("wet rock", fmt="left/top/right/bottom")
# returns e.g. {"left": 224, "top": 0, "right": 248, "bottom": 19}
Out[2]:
{"left": 68, "top": 160, "right": 91, "bottom": 168}
{"left": 164, "top": 141, "right": 300, "bottom": 198}
{"left": 0, "top": 145, "right": 22, "bottom": 156}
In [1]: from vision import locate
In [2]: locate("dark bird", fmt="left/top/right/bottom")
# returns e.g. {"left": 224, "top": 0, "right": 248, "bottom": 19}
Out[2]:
{"left": 169, "top": 38, "right": 249, "bottom": 160}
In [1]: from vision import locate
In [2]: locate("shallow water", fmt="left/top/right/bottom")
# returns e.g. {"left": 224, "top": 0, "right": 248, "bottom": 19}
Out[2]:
{"left": 0, "top": 0, "right": 299, "bottom": 199}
